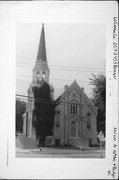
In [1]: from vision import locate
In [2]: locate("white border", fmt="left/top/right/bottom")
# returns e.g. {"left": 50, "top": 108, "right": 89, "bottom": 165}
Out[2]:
{"left": 0, "top": 1, "right": 118, "bottom": 179}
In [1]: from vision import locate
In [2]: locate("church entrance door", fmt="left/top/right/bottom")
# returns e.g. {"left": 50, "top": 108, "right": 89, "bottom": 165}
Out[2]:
{"left": 55, "top": 139, "right": 60, "bottom": 146}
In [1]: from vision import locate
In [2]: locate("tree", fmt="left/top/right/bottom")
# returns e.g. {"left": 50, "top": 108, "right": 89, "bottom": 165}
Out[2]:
{"left": 16, "top": 99, "right": 27, "bottom": 133}
{"left": 89, "top": 73, "right": 106, "bottom": 135}
{"left": 33, "top": 82, "right": 55, "bottom": 146}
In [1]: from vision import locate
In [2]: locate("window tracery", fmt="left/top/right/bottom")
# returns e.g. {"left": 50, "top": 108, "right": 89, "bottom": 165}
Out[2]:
{"left": 69, "top": 102, "right": 78, "bottom": 115}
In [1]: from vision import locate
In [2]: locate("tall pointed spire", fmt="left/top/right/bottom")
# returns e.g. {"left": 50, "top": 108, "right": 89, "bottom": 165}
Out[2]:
{"left": 36, "top": 23, "right": 47, "bottom": 62}
{"left": 33, "top": 23, "right": 49, "bottom": 84}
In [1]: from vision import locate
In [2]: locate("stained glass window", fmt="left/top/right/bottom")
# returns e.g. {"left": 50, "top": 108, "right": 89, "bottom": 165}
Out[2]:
{"left": 70, "top": 103, "right": 77, "bottom": 115}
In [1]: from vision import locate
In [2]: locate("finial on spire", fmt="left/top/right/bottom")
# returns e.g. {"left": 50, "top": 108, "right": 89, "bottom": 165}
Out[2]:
{"left": 42, "top": 23, "right": 44, "bottom": 27}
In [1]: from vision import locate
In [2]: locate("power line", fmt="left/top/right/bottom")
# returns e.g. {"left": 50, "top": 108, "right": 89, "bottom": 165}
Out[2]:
{"left": 16, "top": 79, "right": 92, "bottom": 97}
{"left": 17, "top": 95, "right": 89, "bottom": 126}
{"left": 16, "top": 77, "right": 90, "bottom": 84}
{"left": 16, "top": 63, "right": 105, "bottom": 73}
{"left": 16, "top": 94, "right": 96, "bottom": 109}
{"left": 16, "top": 83, "right": 64, "bottom": 96}
{"left": 16, "top": 61, "right": 105, "bottom": 70}
{"left": 16, "top": 65, "right": 105, "bottom": 73}
{"left": 16, "top": 80, "right": 64, "bottom": 89}
{"left": 16, "top": 83, "right": 64, "bottom": 93}
{"left": 16, "top": 81, "right": 30, "bottom": 85}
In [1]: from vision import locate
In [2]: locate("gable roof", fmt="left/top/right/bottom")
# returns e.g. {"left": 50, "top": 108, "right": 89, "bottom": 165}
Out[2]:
{"left": 55, "top": 80, "right": 81, "bottom": 101}
{"left": 55, "top": 80, "right": 97, "bottom": 114}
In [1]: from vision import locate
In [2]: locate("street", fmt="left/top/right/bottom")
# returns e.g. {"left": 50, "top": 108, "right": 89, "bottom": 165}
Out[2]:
{"left": 16, "top": 147, "right": 105, "bottom": 158}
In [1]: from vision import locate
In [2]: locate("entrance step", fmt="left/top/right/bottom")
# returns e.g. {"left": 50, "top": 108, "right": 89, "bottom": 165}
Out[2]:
{"left": 16, "top": 136, "right": 23, "bottom": 149}
{"left": 19, "top": 135, "right": 38, "bottom": 149}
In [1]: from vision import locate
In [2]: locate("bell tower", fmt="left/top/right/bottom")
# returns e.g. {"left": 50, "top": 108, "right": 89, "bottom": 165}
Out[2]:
{"left": 24, "top": 24, "right": 52, "bottom": 138}
{"left": 33, "top": 23, "right": 49, "bottom": 85}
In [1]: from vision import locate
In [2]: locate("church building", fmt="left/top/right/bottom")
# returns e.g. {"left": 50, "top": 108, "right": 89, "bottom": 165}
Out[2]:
{"left": 23, "top": 24, "right": 97, "bottom": 147}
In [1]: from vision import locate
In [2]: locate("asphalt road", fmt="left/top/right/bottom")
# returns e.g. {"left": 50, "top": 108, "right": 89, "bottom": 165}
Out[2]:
{"left": 16, "top": 147, "right": 105, "bottom": 158}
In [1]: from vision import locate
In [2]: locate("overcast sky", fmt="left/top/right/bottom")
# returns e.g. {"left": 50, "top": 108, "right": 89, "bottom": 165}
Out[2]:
{"left": 16, "top": 23, "right": 105, "bottom": 99}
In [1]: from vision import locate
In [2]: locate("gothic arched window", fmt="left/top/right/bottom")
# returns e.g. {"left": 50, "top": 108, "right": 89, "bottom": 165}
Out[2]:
{"left": 36, "top": 72, "right": 40, "bottom": 82}
{"left": 42, "top": 72, "right": 45, "bottom": 81}
{"left": 71, "top": 121, "right": 76, "bottom": 137}
{"left": 70, "top": 103, "right": 77, "bottom": 115}
{"left": 55, "top": 111, "right": 60, "bottom": 127}
{"left": 87, "top": 113, "right": 91, "bottom": 129}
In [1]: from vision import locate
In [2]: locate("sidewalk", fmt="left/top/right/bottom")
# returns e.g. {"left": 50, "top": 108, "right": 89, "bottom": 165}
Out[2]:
{"left": 16, "top": 146, "right": 105, "bottom": 154}
{"left": 16, "top": 147, "right": 32, "bottom": 153}
{"left": 16, "top": 146, "right": 105, "bottom": 158}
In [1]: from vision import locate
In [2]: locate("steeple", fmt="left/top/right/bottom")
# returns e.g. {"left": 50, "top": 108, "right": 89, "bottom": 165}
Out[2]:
{"left": 36, "top": 23, "right": 47, "bottom": 63}
{"left": 33, "top": 24, "right": 49, "bottom": 84}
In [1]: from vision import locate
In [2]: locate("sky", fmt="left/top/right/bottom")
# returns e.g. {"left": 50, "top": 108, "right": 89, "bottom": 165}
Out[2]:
{"left": 16, "top": 23, "right": 105, "bottom": 99}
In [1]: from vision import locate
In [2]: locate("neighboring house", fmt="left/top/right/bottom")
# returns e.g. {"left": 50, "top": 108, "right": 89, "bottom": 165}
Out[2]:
{"left": 23, "top": 24, "right": 97, "bottom": 147}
